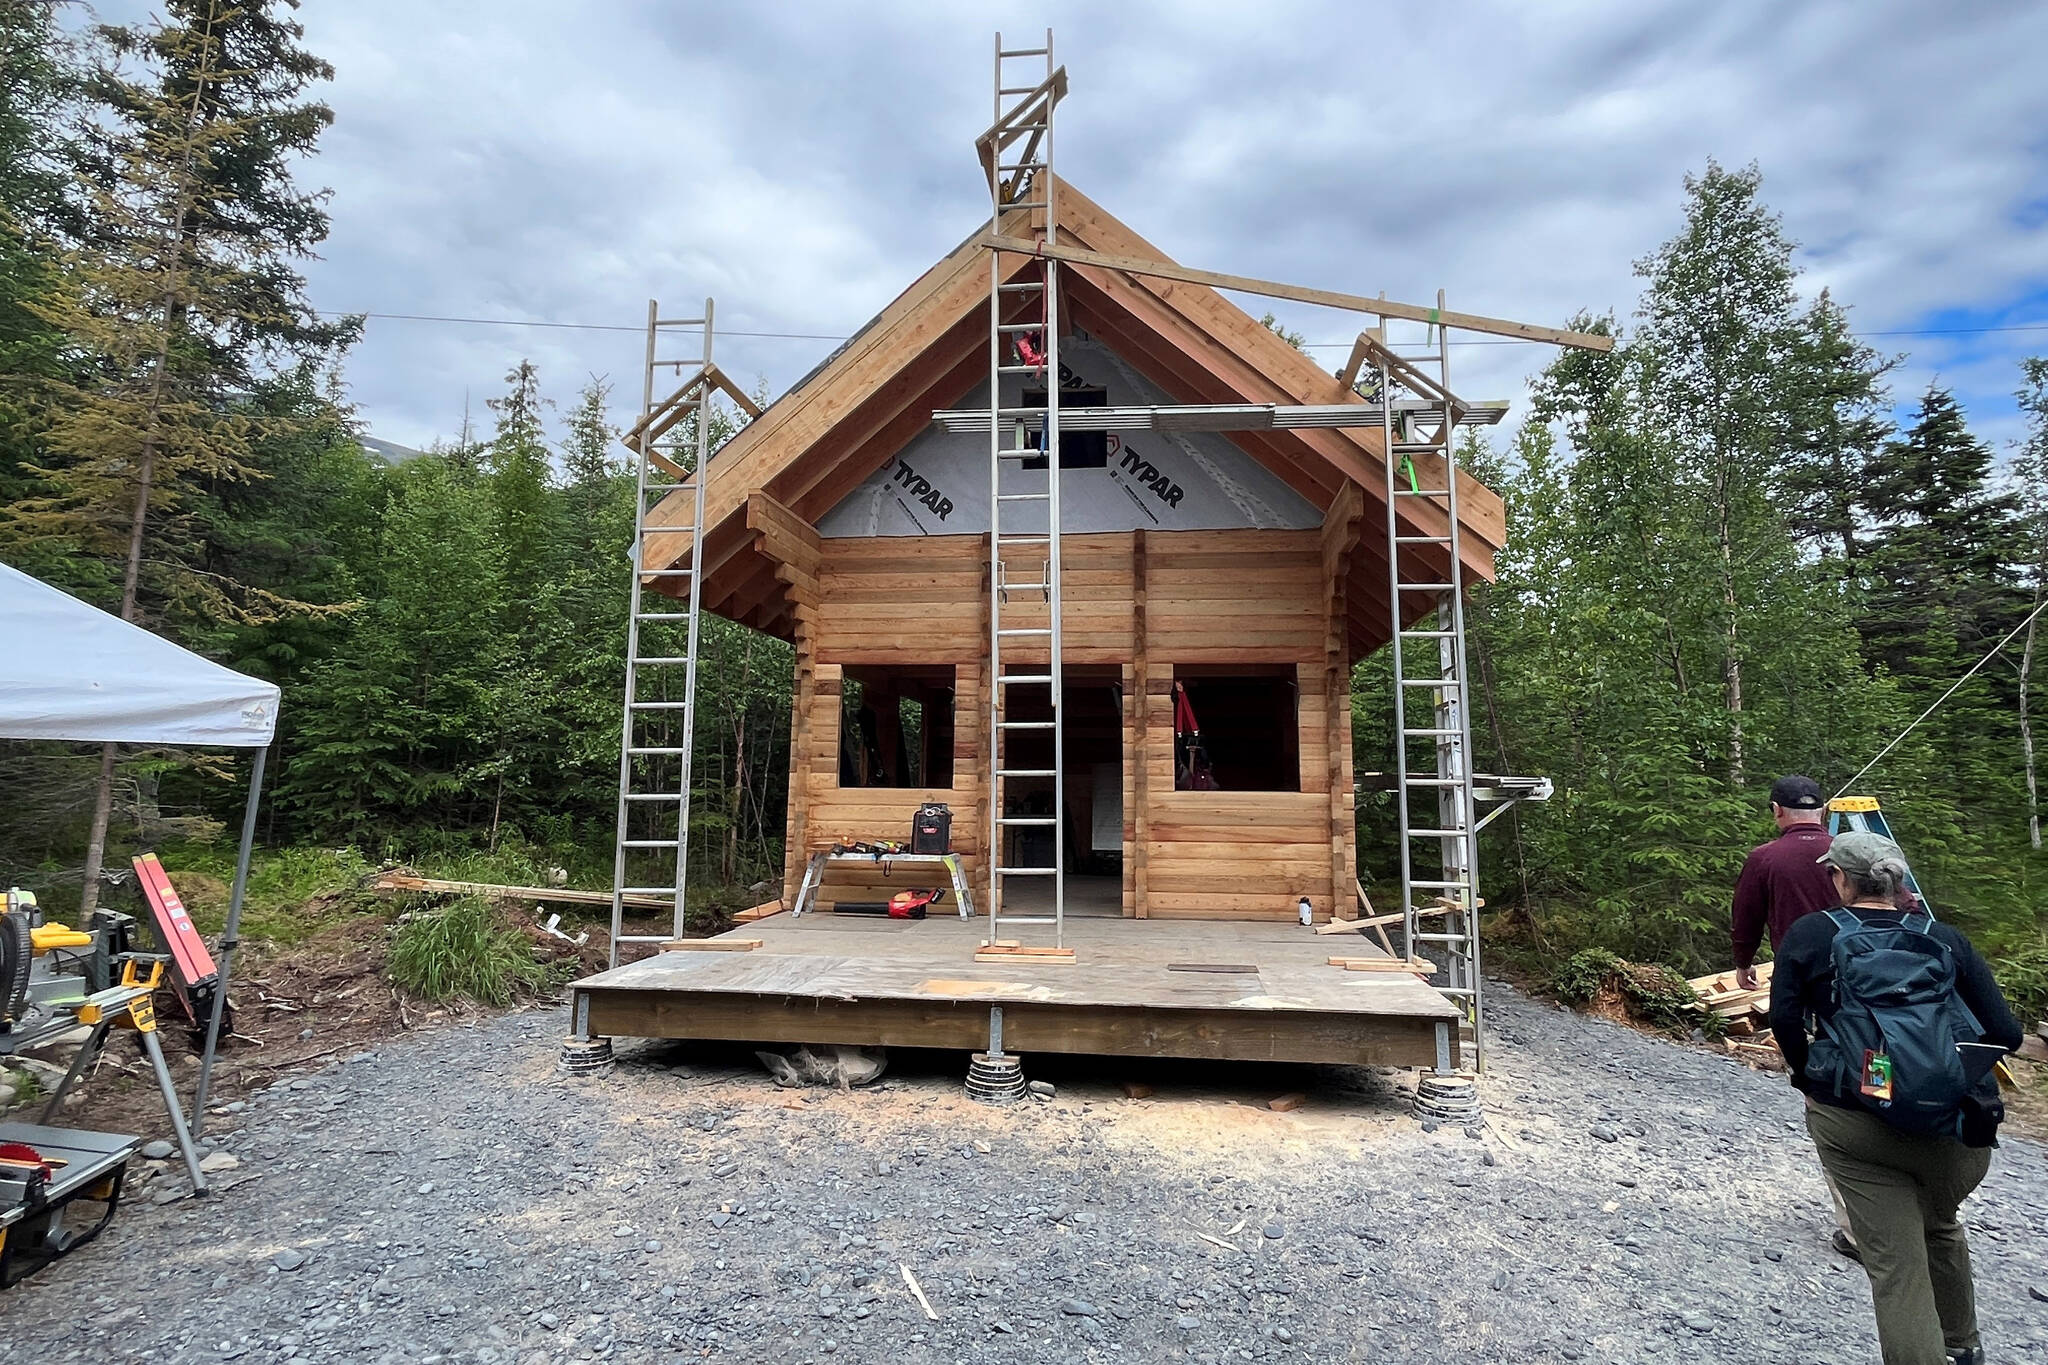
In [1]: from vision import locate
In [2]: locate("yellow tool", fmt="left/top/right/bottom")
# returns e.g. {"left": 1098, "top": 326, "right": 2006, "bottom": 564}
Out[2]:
{"left": 28, "top": 924, "right": 94, "bottom": 955}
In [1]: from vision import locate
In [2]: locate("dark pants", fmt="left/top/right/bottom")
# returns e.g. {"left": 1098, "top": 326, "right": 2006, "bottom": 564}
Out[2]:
{"left": 1806, "top": 1100, "right": 1992, "bottom": 1365}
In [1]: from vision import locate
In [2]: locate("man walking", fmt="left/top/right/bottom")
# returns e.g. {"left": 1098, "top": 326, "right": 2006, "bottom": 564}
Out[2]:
{"left": 1732, "top": 775, "right": 1863, "bottom": 1261}
{"left": 1732, "top": 774, "right": 1836, "bottom": 991}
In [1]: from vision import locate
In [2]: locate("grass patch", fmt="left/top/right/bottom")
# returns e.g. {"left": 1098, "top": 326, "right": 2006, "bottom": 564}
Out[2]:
{"left": 2, "top": 1065, "right": 44, "bottom": 1107}
{"left": 387, "top": 897, "right": 551, "bottom": 1007}
{"left": 158, "top": 845, "right": 377, "bottom": 944}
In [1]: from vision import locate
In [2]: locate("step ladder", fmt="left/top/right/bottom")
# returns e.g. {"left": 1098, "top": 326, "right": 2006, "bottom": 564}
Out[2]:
{"left": 1826, "top": 795, "right": 1933, "bottom": 911}
{"left": 983, "top": 32, "right": 1068, "bottom": 948}
{"left": 1367, "top": 302, "right": 1485, "bottom": 1070}
{"left": 606, "top": 299, "right": 718, "bottom": 968}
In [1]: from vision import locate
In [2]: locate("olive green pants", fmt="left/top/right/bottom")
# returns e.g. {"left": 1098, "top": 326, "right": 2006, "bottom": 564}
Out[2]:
{"left": 1806, "top": 1100, "right": 1993, "bottom": 1365}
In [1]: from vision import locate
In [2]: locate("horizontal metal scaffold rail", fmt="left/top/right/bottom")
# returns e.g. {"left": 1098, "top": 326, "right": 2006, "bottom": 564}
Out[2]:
{"left": 933, "top": 399, "right": 1509, "bottom": 434}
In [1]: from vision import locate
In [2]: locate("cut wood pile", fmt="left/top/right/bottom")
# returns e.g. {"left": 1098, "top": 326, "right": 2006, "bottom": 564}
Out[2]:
{"left": 1688, "top": 963, "right": 1786, "bottom": 1069}
{"left": 1688, "top": 962, "right": 1772, "bottom": 1035}
{"left": 2022, "top": 1020, "right": 2048, "bottom": 1065}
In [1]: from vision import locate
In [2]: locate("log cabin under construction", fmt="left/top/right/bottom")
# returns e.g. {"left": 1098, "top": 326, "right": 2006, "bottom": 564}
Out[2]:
{"left": 566, "top": 46, "right": 1599, "bottom": 1080}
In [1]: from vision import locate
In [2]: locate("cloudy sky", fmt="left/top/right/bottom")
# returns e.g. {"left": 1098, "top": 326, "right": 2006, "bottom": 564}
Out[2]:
{"left": 133, "top": 2, "right": 2048, "bottom": 455}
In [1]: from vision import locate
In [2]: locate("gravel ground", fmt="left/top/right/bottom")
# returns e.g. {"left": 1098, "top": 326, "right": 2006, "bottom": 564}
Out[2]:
{"left": 8, "top": 984, "right": 2047, "bottom": 1365}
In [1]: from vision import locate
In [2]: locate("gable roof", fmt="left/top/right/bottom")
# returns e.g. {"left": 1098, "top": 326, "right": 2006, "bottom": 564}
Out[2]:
{"left": 643, "top": 177, "right": 1506, "bottom": 661}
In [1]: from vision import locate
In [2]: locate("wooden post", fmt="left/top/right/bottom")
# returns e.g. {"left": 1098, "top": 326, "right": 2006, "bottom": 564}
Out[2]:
{"left": 782, "top": 618, "right": 816, "bottom": 905}
{"left": 1128, "top": 530, "right": 1148, "bottom": 918}
{"left": 1322, "top": 486, "right": 1365, "bottom": 922}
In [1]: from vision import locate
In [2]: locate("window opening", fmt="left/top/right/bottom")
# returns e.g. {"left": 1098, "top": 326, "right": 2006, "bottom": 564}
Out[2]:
{"left": 1171, "top": 670, "right": 1299, "bottom": 792}
{"left": 839, "top": 666, "right": 955, "bottom": 788}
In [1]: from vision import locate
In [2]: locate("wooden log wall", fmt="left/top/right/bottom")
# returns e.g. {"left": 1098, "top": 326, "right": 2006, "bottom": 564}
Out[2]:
{"left": 786, "top": 528, "right": 1358, "bottom": 921}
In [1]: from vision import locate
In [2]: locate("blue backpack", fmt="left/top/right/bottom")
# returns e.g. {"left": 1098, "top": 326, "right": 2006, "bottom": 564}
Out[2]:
{"left": 1803, "top": 909, "right": 1996, "bottom": 1138}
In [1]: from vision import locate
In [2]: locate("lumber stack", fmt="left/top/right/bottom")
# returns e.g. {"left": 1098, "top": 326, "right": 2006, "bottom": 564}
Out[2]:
{"left": 2020, "top": 1020, "right": 2048, "bottom": 1065}
{"left": 1688, "top": 961, "right": 1773, "bottom": 1037}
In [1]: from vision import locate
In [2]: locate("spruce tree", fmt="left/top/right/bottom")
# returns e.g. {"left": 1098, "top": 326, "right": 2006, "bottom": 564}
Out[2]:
{"left": 487, "top": 360, "right": 559, "bottom": 611}
{"left": 278, "top": 457, "right": 507, "bottom": 837}
{"left": 563, "top": 378, "right": 619, "bottom": 503}
{"left": 1779, "top": 290, "right": 1893, "bottom": 562}
{"left": 6, "top": 0, "right": 352, "bottom": 911}
{"left": 1860, "top": 385, "right": 2021, "bottom": 671}
{"left": 2013, "top": 358, "right": 2048, "bottom": 850}
{"left": 0, "top": 2, "right": 83, "bottom": 525}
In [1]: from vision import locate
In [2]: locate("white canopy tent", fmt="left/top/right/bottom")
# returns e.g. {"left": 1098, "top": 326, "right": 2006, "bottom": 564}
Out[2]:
{"left": 0, "top": 561, "right": 279, "bottom": 746}
{"left": 0, "top": 560, "right": 276, "bottom": 1131}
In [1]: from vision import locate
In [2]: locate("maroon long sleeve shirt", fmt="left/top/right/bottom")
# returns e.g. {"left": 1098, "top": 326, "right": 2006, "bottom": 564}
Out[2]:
{"left": 1731, "top": 822, "right": 1836, "bottom": 968}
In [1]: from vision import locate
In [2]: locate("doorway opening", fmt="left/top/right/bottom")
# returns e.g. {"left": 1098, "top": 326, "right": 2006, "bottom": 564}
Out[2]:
{"left": 996, "top": 665, "right": 1123, "bottom": 917}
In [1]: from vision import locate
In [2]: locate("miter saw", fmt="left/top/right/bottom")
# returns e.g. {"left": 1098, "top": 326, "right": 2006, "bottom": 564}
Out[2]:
{"left": 1, "top": 885, "right": 209, "bottom": 1286}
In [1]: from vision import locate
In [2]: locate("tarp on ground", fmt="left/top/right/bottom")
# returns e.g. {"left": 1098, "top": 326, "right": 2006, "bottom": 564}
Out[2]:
{"left": 0, "top": 560, "right": 278, "bottom": 747}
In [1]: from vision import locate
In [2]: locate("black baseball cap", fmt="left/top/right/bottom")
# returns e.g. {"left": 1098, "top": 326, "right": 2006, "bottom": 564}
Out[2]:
{"left": 1769, "top": 775, "right": 1825, "bottom": 810}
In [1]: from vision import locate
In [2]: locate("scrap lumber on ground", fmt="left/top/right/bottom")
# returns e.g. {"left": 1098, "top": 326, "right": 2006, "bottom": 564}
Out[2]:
{"left": 1724, "top": 1036, "right": 1785, "bottom": 1070}
{"left": 373, "top": 872, "right": 670, "bottom": 912}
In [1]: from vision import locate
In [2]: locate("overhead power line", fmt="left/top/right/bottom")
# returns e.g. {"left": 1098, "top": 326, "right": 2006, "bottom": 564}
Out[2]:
{"left": 317, "top": 308, "right": 2048, "bottom": 350}
{"left": 314, "top": 310, "right": 847, "bottom": 341}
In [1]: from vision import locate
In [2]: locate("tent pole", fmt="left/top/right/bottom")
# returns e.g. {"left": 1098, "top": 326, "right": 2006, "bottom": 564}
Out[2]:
{"left": 192, "top": 742, "right": 267, "bottom": 1138}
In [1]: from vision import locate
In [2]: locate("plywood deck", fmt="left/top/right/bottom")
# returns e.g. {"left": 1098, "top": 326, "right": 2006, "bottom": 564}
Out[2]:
{"left": 569, "top": 914, "right": 1460, "bottom": 1067}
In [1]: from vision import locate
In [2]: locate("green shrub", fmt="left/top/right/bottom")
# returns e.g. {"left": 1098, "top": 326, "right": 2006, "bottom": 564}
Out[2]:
{"left": 1550, "top": 947, "right": 1707, "bottom": 1036}
{"left": 387, "top": 897, "right": 550, "bottom": 1006}
{"left": 1551, "top": 948, "right": 1625, "bottom": 1006}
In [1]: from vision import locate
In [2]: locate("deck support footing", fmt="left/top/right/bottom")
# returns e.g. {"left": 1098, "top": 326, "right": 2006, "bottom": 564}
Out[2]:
{"left": 966, "top": 1051, "right": 1027, "bottom": 1105}
{"left": 559, "top": 1034, "right": 615, "bottom": 1075}
{"left": 1413, "top": 1071, "right": 1479, "bottom": 1126}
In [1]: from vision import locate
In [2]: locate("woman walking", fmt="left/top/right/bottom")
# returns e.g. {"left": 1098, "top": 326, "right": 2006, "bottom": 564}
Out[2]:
{"left": 1769, "top": 831, "right": 2024, "bottom": 1365}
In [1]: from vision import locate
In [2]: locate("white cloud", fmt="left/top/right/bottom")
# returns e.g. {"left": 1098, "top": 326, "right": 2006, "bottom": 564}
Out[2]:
{"left": 173, "top": 0, "right": 2048, "bottom": 454}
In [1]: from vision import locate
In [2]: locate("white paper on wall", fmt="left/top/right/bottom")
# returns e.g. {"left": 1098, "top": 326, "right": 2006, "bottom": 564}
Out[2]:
{"left": 816, "top": 332, "right": 1321, "bottom": 538}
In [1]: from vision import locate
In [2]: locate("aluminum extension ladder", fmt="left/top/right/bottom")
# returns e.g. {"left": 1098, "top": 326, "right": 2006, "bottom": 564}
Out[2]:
{"left": 606, "top": 299, "right": 718, "bottom": 967}
{"left": 983, "top": 32, "right": 1069, "bottom": 948}
{"left": 1367, "top": 305, "right": 1486, "bottom": 1070}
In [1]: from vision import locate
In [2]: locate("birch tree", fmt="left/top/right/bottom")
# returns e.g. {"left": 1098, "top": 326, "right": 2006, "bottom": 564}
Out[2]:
{"left": 2014, "top": 358, "right": 2048, "bottom": 850}
{"left": 1633, "top": 162, "right": 1802, "bottom": 788}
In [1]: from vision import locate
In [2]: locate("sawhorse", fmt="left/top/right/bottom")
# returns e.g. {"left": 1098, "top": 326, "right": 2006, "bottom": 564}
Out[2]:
{"left": 789, "top": 850, "right": 975, "bottom": 919}
{"left": 22, "top": 961, "right": 208, "bottom": 1195}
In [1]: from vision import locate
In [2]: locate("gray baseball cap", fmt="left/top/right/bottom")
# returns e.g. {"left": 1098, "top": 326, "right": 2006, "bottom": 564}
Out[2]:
{"left": 1817, "top": 829, "right": 1905, "bottom": 877}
